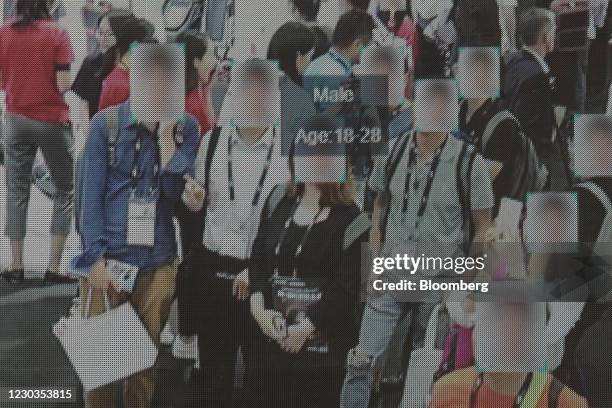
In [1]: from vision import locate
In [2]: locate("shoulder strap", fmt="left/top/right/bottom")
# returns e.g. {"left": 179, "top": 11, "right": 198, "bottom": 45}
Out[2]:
{"left": 204, "top": 126, "right": 222, "bottom": 193}
{"left": 548, "top": 377, "right": 564, "bottom": 408}
{"left": 385, "top": 132, "right": 411, "bottom": 191}
{"left": 105, "top": 105, "right": 120, "bottom": 167}
{"left": 481, "top": 110, "right": 516, "bottom": 152}
{"left": 457, "top": 143, "right": 477, "bottom": 234}
{"left": 343, "top": 212, "right": 371, "bottom": 250}
{"left": 577, "top": 181, "right": 612, "bottom": 213}
{"left": 267, "top": 184, "right": 288, "bottom": 219}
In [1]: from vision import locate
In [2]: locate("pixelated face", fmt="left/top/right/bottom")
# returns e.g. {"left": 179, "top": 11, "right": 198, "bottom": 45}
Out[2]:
{"left": 130, "top": 43, "right": 185, "bottom": 124}
{"left": 457, "top": 47, "right": 500, "bottom": 99}
{"left": 524, "top": 192, "right": 578, "bottom": 253}
{"left": 414, "top": 79, "right": 459, "bottom": 132}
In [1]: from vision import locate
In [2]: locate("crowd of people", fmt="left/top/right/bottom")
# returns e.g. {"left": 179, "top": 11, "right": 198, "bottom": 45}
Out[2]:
{"left": 1, "top": 0, "right": 612, "bottom": 407}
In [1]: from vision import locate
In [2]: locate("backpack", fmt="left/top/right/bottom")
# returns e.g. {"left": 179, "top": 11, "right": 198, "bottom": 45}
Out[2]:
{"left": 381, "top": 132, "right": 478, "bottom": 254}
{"left": 480, "top": 109, "right": 549, "bottom": 202}
{"left": 453, "top": 0, "right": 502, "bottom": 47}
{"left": 74, "top": 105, "right": 121, "bottom": 239}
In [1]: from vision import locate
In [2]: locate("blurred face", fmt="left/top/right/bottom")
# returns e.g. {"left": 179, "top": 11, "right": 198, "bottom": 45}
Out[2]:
{"left": 194, "top": 47, "right": 218, "bottom": 85}
{"left": 296, "top": 48, "right": 315, "bottom": 76}
{"left": 97, "top": 17, "right": 116, "bottom": 53}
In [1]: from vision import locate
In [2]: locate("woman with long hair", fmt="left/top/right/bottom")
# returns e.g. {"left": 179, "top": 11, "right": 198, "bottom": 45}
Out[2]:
{"left": 246, "top": 135, "right": 369, "bottom": 407}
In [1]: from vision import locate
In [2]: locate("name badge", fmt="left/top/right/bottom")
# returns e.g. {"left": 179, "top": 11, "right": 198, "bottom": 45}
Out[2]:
{"left": 127, "top": 196, "right": 157, "bottom": 247}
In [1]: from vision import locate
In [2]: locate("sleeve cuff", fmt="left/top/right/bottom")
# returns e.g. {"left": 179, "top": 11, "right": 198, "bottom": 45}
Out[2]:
{"left": 71, "top": 244, "right": 106, "bottom": 276}
{"left": 163, "top": 149, "right": 191, "bottom": 175}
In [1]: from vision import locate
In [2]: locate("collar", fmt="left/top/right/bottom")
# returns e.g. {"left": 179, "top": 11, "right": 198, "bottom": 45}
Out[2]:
{"left": 409, "top": 131, "right": 456, "bottom": 163}
{"left": 230, "top": 126, "right": 275, "bottom": 149}
{"left": 328, "top": 47, "right": 353, "bottom": 73}
{"left": 522, "top": 46, "right": 550, "bottom": 74}
{"left": 124, "top": 101, "right": 188, "bottom": 130}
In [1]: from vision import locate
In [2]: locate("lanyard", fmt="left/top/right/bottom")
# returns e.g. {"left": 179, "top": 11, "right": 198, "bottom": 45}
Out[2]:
{"left": 227, "top": 128, "right": 275, "bottom": 206}
{"left": 273, "top": 197, "right": 326, "bottom": 278}
{"left": 469, "top": 373, "right": 533, "bottom": 408}
{"left": 131, "top": 124, "right": 161, "bottom": 196}
{"left": 401, "top": 135, "right": 449, "bottom": 223}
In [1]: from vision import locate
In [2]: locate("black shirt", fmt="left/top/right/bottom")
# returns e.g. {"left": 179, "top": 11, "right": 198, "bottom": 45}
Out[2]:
{"left": 459, "top": 99, "right": 521, "bottom": 215}
{"left": 573, "top": 177, "right": 612, "bottom": 244}
{"left": 249, "top": 194, "right": 367, "bottom": 354}
{"left": 71, "top": 52, "right": 105, "bottom": 118}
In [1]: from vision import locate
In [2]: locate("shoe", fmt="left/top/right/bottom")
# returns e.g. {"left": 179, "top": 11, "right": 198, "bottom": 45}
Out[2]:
{"left": 1, "top": 268, "right": 24, "bottom": 283}
{"left": 44, "top": 270, "right": 77, "bottom": 284}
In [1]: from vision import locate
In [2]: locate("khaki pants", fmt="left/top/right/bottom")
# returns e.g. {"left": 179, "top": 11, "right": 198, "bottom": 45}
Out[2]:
{"left": 80, "top": 261, "right": 178, "bottom": 408}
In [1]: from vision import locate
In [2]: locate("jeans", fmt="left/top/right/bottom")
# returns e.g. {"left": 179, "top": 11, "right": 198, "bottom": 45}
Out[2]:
{"left": 340, "top": 295, "right": 402, "bottom": 408}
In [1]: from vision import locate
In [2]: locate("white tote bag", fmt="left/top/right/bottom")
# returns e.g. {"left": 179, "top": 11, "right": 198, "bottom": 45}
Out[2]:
{"left": 53, "top": 290, "right": 158, "bottom": 392}
{"left": 399, "top": 304, "right": 444, "bottom": 408}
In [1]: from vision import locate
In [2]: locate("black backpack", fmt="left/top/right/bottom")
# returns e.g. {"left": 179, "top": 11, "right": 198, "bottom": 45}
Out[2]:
{"left": 454, "top": 0, "right": 502, "bottom": 47}
{"left": 479, "top": 109, "right": 549, "bottom": 202}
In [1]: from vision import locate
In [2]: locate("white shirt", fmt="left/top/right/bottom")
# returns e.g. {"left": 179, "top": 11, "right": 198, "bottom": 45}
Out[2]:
{"left": 522, "top": 46, "right": 550, "bottom": 74}
{"left": 194, "top": 126, "right": 290, "bottom": 259}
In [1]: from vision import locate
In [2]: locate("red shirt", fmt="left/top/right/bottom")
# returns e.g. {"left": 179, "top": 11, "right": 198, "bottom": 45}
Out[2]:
{"left": 185, "top": 85, "right": 216, "bottom": 136}
{"left": 98, "top": 66, "right": 130, "bottom": 110}
{"left": 0, "top": 19, "right": 74, "bottom": 123}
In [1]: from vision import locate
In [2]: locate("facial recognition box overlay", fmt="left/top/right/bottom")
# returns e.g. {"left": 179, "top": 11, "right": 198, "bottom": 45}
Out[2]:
{"left": 413, "top": 79, "right": 460, "bottom": 133}
{"left": 227, "top": 59, "right": 281, "bottom": 128}
{"left": 130, "top": 43, "right": 185, "bottom": 124}
{"left": 457, "top": 47, "right": 501, "bottom": 99}
{"left": 574, "top": 114, "right": 612, "bottom": 178}
{"left": 525, "top": 192, "right": 578, "bottom": 253}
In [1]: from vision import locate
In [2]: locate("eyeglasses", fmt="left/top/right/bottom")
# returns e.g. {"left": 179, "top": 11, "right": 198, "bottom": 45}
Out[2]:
{"left": 97, "top": 29, "right": 115, "bottom": 38}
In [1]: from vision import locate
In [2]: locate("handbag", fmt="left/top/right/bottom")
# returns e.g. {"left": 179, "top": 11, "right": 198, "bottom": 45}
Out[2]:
{"left": 53, "top": 290, "right": 158, "bottom": 392}
{"left": 399, "top": 303, "right": 444, "bottom": 408}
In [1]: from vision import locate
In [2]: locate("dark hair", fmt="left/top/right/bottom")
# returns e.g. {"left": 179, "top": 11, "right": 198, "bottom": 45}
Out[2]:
{"left": 519, "top": 8, "right": 556, "bottom": 47}
{"left": 311, "top": 25, "right": 331, "bottom": 59}
{"left": 98, "top": 13, "right": 141, "bottom": 80}
{"left": 97, "top": 7, "right": 131, "bottom": 28}
{"left": 114, "top": 17, "right": 153, "bottom": 58}
{"left": 332, "top": 10, "right": 375, "bottom": 48}
{"left": 176, "top": 30, "right": 209, "bottom": 93}
{"left": 347, "top": 0, "right": 371, "bottom": 11}
{"left": 291, "top": 0, "right": 321, "bottom": 22}
{"left": 13, "top": 0, "right": 50, "bottom": 27}
{"left": 267, "top": 22, "right": 315, "bottom": 85}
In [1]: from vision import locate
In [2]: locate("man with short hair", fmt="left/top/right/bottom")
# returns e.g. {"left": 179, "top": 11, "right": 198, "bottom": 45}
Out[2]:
{"left": 504, "top": 8, "right": 566, "bottom": 189}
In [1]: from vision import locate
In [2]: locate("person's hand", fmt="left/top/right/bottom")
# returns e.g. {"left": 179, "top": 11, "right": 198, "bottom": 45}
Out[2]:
{"left": 182, "top": 174, "right": 205, "bottom": 212}
{"left": 232, "top": 269, "right": 249, "bottom": 301}
{"left": 254, "top": 309, "right": 285, "bottom": 341}
{"left": 369, "top": 225, "right": 382, "bottom": 256}
{"left": 88, "top": 258, "right": 114, "bottom": 291}
{"left": 279, "top": 319, "right": 315, "bottom": 354}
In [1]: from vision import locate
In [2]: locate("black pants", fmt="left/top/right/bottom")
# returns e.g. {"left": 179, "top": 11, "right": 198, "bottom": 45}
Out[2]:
{"left": 245, "top": 336, "right": 346, "bottom": 408}
{"left": 189, "top": 247, "right": 253, "bottom": 408}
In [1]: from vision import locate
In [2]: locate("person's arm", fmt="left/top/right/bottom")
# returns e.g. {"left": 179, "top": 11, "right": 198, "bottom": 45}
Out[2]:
{"left": 56, "top": 69, "right": 72, "bottom": 93}
{"left": 469, "top": 154, "right": 495, "bottom": 256}
{"left": 159, "top": 117, "right": 200, "bottom": 200}
{"left": 79, "top": 114, "right": 110, "bottom": 269}
{"left": 53, "top": 27, "right": 74, "bottom": 93}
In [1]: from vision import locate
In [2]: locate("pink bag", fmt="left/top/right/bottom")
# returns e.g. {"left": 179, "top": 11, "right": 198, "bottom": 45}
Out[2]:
{"left": 434, "top": 323, "right": 474, "bottom": 381}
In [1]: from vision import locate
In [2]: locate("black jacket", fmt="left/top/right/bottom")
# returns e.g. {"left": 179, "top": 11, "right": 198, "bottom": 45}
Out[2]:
{"left": 504, "top": 50, "right": 557, "bottom": 158}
